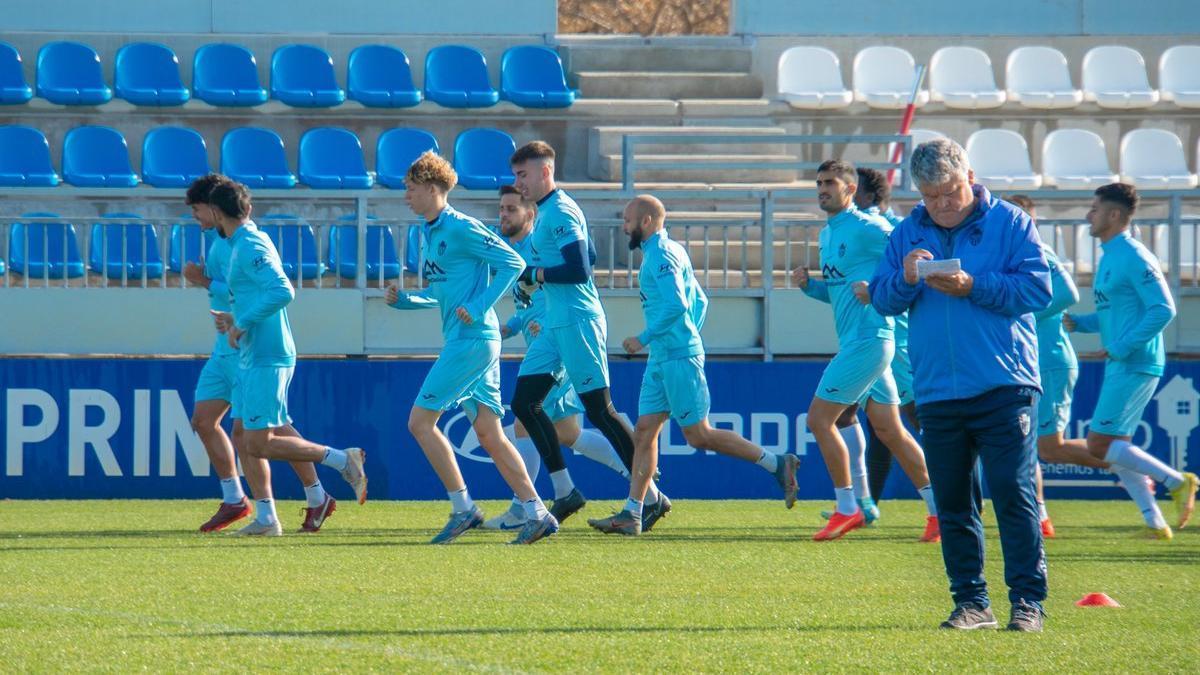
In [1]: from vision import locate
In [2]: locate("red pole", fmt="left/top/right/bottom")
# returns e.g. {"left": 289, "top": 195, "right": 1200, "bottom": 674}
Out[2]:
{"left": 887, "top": 64, "right": 927, "bottom": 185}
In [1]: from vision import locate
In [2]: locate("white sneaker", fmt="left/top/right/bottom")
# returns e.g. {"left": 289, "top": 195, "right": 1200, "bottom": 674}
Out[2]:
{"left": 233, "top": 520, "right": 283, "bottom": 536}
{"left": 340, "top": 447, "right": 368, "bottom": 504}
{"left": 482, "top": 504, "right": 527, "bottom": 531}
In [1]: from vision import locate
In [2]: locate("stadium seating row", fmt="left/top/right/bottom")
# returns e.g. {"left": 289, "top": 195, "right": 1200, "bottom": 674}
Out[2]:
{"left": 5, "top": 217, "right": 419, "bottom": 281}
{"left": 779, "top": 44, "right": 1200, "bottom": 110}
{"left": 0, "top": 41, "right": 576, "bottom": 109}
{"left": 908, "top": 127, "right": 1200, "bottom": 191}
{"left": 0, "top": 125, "right": 518, "bottom": 190}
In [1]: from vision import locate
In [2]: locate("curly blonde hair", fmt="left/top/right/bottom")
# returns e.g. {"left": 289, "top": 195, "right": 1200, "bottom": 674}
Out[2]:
{"left": 406, "top": 150, "right": 457, "bottom": 192}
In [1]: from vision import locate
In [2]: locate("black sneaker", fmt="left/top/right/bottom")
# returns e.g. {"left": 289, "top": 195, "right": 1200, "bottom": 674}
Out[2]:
{"left": 642, "top": 493, "right": 672, "bottom": 532}
{"left": 549, "top": 488, "right": 587, "bottom": 524}
{"left": 1006, "top": 599, "right": 1045, "bottom": 632}
{"left": 939, "top": 602, "right": 998, "bottom": 630}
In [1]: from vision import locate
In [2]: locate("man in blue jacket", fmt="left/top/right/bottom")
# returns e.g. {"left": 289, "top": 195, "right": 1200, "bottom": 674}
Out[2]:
{"left": 870, "top": 139, "right": 1052, "bottom": 631}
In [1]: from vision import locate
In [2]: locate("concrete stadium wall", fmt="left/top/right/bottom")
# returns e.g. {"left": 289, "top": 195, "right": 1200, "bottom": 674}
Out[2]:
{"left": 4, "top": 286, "right": 1198, "bottom": 357}
{"left": 1, "top": 0, "right": 557, "bottom": 35}
{"left": 733, "top": 0, "right": 1200, "bottom": 36}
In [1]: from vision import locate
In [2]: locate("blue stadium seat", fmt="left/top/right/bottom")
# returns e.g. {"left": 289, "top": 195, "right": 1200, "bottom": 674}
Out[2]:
{"left": 114, "top": 42, "right": 189, "bottom": 106}
{"left": 328, "top": 214, "right": 401, "bottom": 279}
{"left": 142, "top": 126, "right": 210, "bottom": 188}
{"left": 259, "top": 215, "right": 326, "bottom": 279}
{"left": 220, "top": 127, "right": 297, "bottom": 189}
{"left": 192, "top": 43, "right": 268, "bottom": 107}
{"left": 88, "top": 214, "right": 164, "bottom": 279}
{"left": 0, "top": 126, "right": 60, "bottom": 186}
{"left": 8, "top": 213, "right": 85, "bottom": 278}
{"left": 424, "top": 45, "right": 499, "bottom": 108}
{"left": 347, "top": 45, "right": 421, "bottom": 108}
{"left": 375, "top": 128, "right": 439, "bottom": 188}
{"left": 36, "top": 41, "right": 112, "bottom": 105}
{"left": 298, "top": 127, "right": 373, "bottom": 189}
{"left": 271, "top": 45, "right": 345, "bottom": 107}
{"left": 501, "top": 46, "right": 576, "bottom": 108}
{"left": 62, "top": 126, "right": 138, "bottom": 187}
{"left": 405, "top": 225, "right": 422, "bottom": 274}
{"left": 168, "top": 222, "right": 216, "bottom": 273}
{"left": 0, "top": 42, "right": 33, "bottom": 104}
{"left": 453, "top": 128, "right": 515, "bottom": 189}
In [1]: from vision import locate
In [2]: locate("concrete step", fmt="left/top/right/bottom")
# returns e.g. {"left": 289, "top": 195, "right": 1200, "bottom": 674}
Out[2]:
{"left": 576, "top": 71, "right": 763, "bottom": 100}
{"left": 561, "top": 44, "right": 754, "bottom": 74}
{"left": 594, "top": 268, "right": 793, "bottom": 290}
{"left": 592, "top": 153, "right": 799, "bottom": 183}
{"left": 589, "top": 125, "right": 786, "bottom": 156}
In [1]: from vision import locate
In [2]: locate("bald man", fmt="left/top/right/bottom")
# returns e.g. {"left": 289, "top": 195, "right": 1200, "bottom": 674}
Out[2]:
{"left": 588, "top": 195, "right": 801, "bottom": 536}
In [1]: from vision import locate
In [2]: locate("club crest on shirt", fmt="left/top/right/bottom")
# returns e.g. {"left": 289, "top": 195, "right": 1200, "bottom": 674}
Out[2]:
{"left": 968, "top": 228, "right": 983, "bottom": 246}
{"left": 838, "top": 243, "right": 846, "bottom": 258}
{"left": 1019, "top": 412, "right": 1031, "bottom": 436}
{"left": 437, "top": 240, "right": 447, "bottom": 256}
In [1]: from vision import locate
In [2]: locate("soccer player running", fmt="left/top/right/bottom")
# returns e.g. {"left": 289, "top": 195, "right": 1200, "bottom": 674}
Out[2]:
{"left": 386, "top": 152, "right": 557, "bottom": 545}
{"left": 185, "top": 174, "right": 341, "bottom": 534}
{"left": 1007, "top": 194, "right": 1075, "bottom": 538}
{"left": 508, "top": 141, "right": 647, "bottom": 525}
{"left": 588, "top": 195, "right": 800, "bottom": 536}
{"left": 1055, "top": 184, "right": 1197, "bottom": 538}
{"left": 484, "top": 185, "right": 632, "bottom": 530}
{"left": 794, "top": 160, "right": 938, "bottom": 542}
{"left": 207, "top": 179, "right": 367, "bottom": 536}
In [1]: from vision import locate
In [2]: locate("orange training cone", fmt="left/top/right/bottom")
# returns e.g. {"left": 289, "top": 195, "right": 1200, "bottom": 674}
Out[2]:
{"left": 1076, "top": 593, "right": 1121, "bottom": 607}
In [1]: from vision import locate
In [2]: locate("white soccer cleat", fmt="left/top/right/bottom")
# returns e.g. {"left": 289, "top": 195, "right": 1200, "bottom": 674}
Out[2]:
{"left": 233, "top": 520, "right": 283, "bottom": 536}
{"left": 481, "top": 503, "right": 528, "bottom": 531}
{"left": 340, "top": 447, "right": 368, "bottom": 505}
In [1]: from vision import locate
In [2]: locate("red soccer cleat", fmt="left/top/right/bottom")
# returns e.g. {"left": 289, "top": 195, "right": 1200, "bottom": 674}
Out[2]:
{"left": 920, "top": 515, "right": 941, "bottom": 543}
{"left": 199, "top": 497, "right": 251, "bottom": 533}
{"left": 1041, "top": 517, "right": 1056, "bottom": 539}
{"left": 300, "top": 495, "right": 337, "bottom": 533}
{"left": 813, "top": 509, "right": 865, "bottom": 541}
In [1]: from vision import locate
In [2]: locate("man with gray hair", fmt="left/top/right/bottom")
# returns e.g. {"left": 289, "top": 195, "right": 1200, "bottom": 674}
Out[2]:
{"left": 870, "top": 138, "right": 1053, "bottom": 631}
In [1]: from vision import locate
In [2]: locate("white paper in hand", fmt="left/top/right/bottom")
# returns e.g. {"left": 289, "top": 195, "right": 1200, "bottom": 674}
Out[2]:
{"left": 917, "top": 258, "right": 962, "bottom": 280}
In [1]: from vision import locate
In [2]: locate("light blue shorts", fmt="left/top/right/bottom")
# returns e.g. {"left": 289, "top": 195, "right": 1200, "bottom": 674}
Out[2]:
{"left": 518, "top": 316, "right": 610, "bottom": 393}
{"left": 239, "top": 365, "right": 294, "bottom": 431}
{"left": 545, "top": 375, "right": 585, "bottom": 422}
{"left": 892, "top": 344, "right": 915, "bottom": 406}
{"left": 817, "top": 338, "right": 899, "bottom": 407}
{"left": 195, "top": 353, "right": 240, "bottom": 405}
{"left": 1090, "top": 369, "right": 1158, "bottom": 437}
{"left": 416, "top": 338, "right": 503, "bottom": 421}
{"left": 638, "top": 355, "right": 711, "bottom": 427}
{"left": 1037, "top": 367, "right": 1077, "bottom": 436}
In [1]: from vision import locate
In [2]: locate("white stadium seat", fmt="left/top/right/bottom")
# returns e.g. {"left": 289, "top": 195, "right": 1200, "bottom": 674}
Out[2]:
{"left": 929, "top": 46, "right": 1006, "bottom": 110}
{"left": 1159, "top": 45, "right": 1200, "bottom": 109}
{"left": 965, "top": 129, "right": 1042, "bottom": 190}
{"left": 1119, "top": 128, "right": 1198, "bottom": 190}
{"left": 1041, "top": 129, "right": 1119, "bottom": 189}
{"left": 1005, "top": 46, "right": 1082, "bottom": 109}
{"left": 1082, "top": 46, "right": 1159, "bottom": 109}
{"left": 777, "top": 46, "right": 852, "bottom": 110}
{"left": 853, "top": 46, "right": 929, "bottom": 109}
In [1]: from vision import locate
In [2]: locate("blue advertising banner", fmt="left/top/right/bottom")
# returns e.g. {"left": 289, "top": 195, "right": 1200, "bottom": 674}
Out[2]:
{"left": 2, "top": 358, "right": 1198, "bottom": 501}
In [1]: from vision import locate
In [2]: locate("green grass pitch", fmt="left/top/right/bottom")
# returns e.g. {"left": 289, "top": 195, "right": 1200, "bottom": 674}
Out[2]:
{"left": 1, "top": 499, "right": 1197, "bottom": 672}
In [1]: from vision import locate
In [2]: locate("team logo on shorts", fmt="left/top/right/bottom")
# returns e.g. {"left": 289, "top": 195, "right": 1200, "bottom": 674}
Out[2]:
{"left": 1019, "top": 412, "right": 1031, "bottom": 436}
